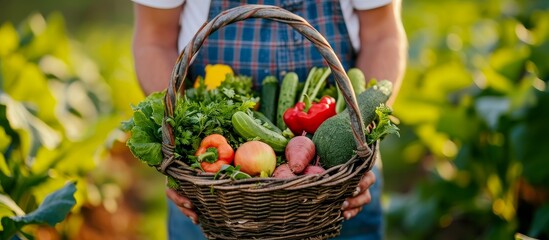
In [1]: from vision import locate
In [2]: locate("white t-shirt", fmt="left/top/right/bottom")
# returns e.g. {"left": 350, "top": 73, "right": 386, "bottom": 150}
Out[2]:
{"left": 133, "top": 0, "right": 391, "bottom": 52}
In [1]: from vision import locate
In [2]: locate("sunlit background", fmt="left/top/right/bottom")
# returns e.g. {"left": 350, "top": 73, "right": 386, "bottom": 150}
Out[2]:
{"left": 0, "top": 0, "right": 548, "bottom": 239}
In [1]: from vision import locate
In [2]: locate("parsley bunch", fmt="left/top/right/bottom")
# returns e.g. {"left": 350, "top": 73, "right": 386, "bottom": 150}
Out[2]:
{"left": 122, "top": 75, "right": 257, "bottom": 167}
{"left": 172, "top": 86, "right": 257, "bottom": 159}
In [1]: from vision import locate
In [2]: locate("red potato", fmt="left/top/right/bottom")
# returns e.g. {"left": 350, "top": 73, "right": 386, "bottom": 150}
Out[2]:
{"left": 272, "top": 164, "right": 297, "bottom": 179}
{"left": 285, "top": 136, "right": 316, "bottom": 174}
{"left": 302, "top": 165, "right": 326, "bottom": 175}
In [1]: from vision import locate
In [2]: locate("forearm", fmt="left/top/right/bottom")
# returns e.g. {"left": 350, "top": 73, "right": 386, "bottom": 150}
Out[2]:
{"left": 355, "top": 1, "right": 407, "bottom": 106}
{"left": 355, "top": 33, "right": 406, "bottom": 105}
{"left": 133, "top": 43, "right": 179, "bottom": 95}
{"left": 132, "top": 3, "right": 182, "bottom": 96}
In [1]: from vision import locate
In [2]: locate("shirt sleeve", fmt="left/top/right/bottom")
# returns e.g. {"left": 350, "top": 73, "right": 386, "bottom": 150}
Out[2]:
{"left": 132, "top": 0, "right": 185, "bottom": 9}
{"left": 351, "top": 0, "right": 392, "bottom": 10}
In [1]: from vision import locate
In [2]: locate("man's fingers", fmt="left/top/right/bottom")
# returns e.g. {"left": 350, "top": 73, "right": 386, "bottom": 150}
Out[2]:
{"left": 166, "top": 189, "right": 199, "bottom": 224}
{"left": 343, "top": 190, "right": 371, "bottom": 220}
{"left": 177, "top": 206, "right": 199, "bottom": 224}
{"left": 166, "top": 188, "right": 193, "bottom": 209}
{"left": 343, "top": 189, "right": 372, "bottom": 211}
{"left": 343, "top": 205, "right": 364, "bottom": 220}
{"left": 351, "top": 171, "right": 375, "bottom": 197}
{"left": 355, "top": 171, "right": 376, "bottom": 195}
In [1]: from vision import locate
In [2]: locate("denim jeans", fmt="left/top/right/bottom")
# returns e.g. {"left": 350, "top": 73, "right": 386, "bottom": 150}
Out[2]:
{"left": 167, "top": 167, "right": 383, "bottom": 240}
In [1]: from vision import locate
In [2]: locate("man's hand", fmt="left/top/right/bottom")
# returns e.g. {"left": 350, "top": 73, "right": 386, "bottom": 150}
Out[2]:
{"left": 341, "top": 171, "right": 376, "bottom": 220}
{"left": 166, "top": 188, "right": 199, "bottom": 224}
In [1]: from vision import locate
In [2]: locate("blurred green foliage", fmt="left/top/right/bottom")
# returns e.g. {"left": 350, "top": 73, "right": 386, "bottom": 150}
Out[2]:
{"left": 0, "top": 9, "right": 166, "bottom": 239}
{"left": 383, "top": 0, "right": 549, "bottom": 239}
{"left": 0, "top": 0, "right": 133, "bottom": 31}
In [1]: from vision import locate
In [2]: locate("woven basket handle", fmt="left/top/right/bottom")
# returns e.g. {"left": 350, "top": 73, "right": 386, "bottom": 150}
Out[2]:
{"left": 161, "top": 5, "right": 371, "bottom": 170}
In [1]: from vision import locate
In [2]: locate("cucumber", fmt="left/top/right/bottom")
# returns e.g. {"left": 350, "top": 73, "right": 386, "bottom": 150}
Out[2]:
{"left": 347, "top": 68, "right": 367, "bottom": 95}
{"left": 232, "top": 111, "right": 288, "bottom": 152}
{"left": 336, "top": 68, "right": 367, "bottom": 113}
{"left": 277, "top": 72, "right": 299, "bottom": 129}
{"left": 312, "top": 80, "right": 393, "bottom": 168}
{"left": 259, "top": 76, "right": 279, "bottom": 123}
{"left": 335, "top": 84, "right": 347, "bottom": 113}
{"left": 253, "top": 111, "right": 282, "bottom": 134}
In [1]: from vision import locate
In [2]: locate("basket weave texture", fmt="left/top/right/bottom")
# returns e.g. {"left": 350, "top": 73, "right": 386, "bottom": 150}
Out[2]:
{"left": 158, "top": 4, "right": 377, "bottom": 240}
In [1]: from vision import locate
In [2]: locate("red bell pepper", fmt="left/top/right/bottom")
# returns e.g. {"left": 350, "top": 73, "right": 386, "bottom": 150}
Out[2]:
{"left": 195, "top": 134, "right": 234, "bottom": 173}
{"left": 283, "top": 96, "right": 337, "bottom": 135}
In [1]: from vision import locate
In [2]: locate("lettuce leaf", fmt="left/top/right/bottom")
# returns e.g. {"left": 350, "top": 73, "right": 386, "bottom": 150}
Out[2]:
{"left": 122, "top": 92, "right": 164, "bottom": 166}
{"left": 128, "top": 126, "right": 163, "bottom": 166}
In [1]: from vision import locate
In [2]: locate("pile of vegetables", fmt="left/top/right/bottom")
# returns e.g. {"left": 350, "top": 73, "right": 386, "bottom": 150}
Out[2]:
{"left": 122, "top": 64, "right": 399, "bottom": 181}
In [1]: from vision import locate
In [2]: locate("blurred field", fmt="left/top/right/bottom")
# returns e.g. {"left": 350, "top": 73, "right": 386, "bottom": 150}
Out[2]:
{"left": 1, "top": 0, "right": 548, "bottom": 239}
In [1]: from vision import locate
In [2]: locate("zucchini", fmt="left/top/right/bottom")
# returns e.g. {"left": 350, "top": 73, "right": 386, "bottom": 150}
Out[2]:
{"left": 277, "top": 72, "right": 299, "bottom": 129}
{"left": 232, "top": 111, "right": 288, "bottom": 152}
{"left": 313, "top": 80, "right": 393, "bottom": 168}
{"left": 259, "top": 76, "right": 279, "bottom": 123}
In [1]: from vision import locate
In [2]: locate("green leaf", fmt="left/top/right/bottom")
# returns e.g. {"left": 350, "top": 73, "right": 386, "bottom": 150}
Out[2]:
{"left": 11, "top": 181, "right": 76, "bottom": 226}
{"left": 218, "top": 74, "right": 253, "bottom": 96}
{"left": 151, "top": 99, "right": 165, "bottom": 126}
{"left": 120, "top": 118, "right": 134, "bottom": 132}
{"left": 368, "top": 104, "right": 400, "bottom": 144}
{"left": 166, "top": 176, "right": 179, "bottom": 189}
{"left": 133, "top": 111, "right": 158, "bottom": 137}
{"left": 0, "top": 93, "right": 61, "bottom": 163}
{"left": 127, "top": 126, "right": 163, "bottom": 166}
{"left": 214, "top": 165, "right": 251, "bottom": 180}
{"left": 0, "top": 182, "right": 76, "bottom": 239}
{"left": 222, "top": 88, "right": 235, "bottom": 99}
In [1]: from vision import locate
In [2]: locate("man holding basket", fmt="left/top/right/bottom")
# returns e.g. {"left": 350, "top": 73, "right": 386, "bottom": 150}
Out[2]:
{"left": 131, "top": 0, "right": 407, "bottom": 239}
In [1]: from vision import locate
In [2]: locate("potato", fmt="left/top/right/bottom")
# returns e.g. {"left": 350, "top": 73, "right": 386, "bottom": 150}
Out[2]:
{"left": 272, "top": 164, "right": 297, "bottom": 179}
{"left": 302, "top": 165, "right": 326, "bottom": 175}
{"left": 285, "top": 136, "right": 315, "bottom": 174}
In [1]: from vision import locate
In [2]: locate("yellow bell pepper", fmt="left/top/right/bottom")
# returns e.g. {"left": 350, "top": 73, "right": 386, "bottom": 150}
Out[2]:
{"left": 194, "top": 64, "right": 234, "bottom": 90}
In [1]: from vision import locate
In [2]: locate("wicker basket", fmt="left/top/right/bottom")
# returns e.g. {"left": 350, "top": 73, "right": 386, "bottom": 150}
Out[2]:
{"left": 158, "top": 5, "right": 378, "bottom": 240}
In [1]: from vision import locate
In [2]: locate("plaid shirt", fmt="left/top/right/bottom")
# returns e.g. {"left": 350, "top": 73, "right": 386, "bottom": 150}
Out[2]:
{"left": 189, "top": 0, "right": 355, "bottom": 88}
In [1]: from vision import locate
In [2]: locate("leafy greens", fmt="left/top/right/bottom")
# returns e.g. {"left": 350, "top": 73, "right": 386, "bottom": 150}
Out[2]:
{"left": 367, "top": 104, "right": 400, "bottom": 144}
{"left": 122, "top": 74, "right": 257, "bottom": 166}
